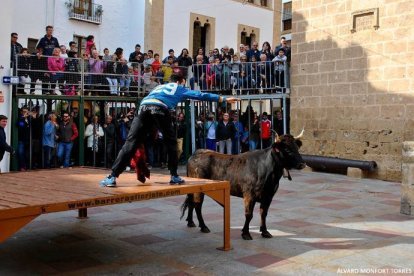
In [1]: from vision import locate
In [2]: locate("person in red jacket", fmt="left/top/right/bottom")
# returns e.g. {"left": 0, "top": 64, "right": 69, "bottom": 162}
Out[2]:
{"left": 260, "top": 112, "right": 272, "bottom": 149}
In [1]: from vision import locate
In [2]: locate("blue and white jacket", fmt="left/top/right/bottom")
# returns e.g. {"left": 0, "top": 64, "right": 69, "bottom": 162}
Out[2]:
{"left": 140, "top": 83, "right": 224, "bottom": 110}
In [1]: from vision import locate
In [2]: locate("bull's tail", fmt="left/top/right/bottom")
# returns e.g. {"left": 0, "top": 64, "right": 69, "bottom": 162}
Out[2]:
{"left": 180, "top": 194, "right": 193, "bottom": 220}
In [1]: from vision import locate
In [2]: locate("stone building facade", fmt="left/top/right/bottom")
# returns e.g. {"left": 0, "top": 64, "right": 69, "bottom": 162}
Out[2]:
{"left": 290, "top": 0, "right": 414, "bottom": 181}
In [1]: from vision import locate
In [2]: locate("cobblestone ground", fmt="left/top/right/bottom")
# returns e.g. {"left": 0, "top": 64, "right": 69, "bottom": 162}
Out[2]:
{"left": 1, "top": 166, "right": 413, "bottom": 275}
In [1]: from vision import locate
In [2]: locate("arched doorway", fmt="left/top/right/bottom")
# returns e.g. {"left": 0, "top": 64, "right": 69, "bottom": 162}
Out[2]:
{"left": 192, "top": 21, "right": 210, "bottom": 58}
{"left": 240, "top": 31, "right": 256, "bottom": 48}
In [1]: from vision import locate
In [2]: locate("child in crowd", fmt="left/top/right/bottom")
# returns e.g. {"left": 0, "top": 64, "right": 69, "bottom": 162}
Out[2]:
{"left": 152, "top": 53, "right": 161, "bottom": 75}
{"left": 103, "top": 48, "right": 112, "bottom": 61}
{"left": 85, "top": 35, "right": 95, "bottom": 56}
{"left": 119, "top": 59, "right": 131, "bottom": 94}
{"left": 230, "top": 54, "right": 241, "bottom": 90}
{"left": 142, "top": 65, "right": 153, "bottom": 86}
{"left": 272, "top": 48, "right": 287, "bottom": 92}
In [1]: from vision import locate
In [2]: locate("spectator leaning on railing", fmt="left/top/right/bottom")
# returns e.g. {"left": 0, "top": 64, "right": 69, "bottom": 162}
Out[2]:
{"left": 47, "top": 47, "right": 65, "bottom": 94}
{"left": 129, "top": 44, "right": 144, "bottom": 63}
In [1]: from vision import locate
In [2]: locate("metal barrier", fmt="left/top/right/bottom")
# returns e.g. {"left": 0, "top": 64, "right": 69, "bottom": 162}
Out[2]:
{"left": 188, "top": 94, "right": 290, "bottom": 155}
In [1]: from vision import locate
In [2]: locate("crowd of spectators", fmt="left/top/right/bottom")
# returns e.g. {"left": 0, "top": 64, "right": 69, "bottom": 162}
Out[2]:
{"left": 12, "top": 26, "right": 291, "bottom": 96}
{"left": 13, "top": 103, "right": 285, "bottom": 171}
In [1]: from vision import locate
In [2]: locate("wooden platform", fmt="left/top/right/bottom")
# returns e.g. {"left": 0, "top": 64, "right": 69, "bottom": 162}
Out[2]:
{"left": 0, "top": 168, "right": 231, "bottom": 250}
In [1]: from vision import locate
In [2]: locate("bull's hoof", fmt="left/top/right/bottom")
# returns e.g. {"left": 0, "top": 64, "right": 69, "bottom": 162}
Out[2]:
{"left": 261, "top": 231, "right": 273, "bottom": 238}
{"left": 242, "top": 232, "right": 253, "bottom": 240}
{"left": 187, "top": 221, "right": 196, "bottom": 228}
{"left": 200, "top": 226, "right": 211, "bottom": 233}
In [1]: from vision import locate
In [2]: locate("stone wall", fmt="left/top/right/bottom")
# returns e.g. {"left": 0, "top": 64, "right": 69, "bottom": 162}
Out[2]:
{"left": 401, "top": 142, "right": 414, "bottom": 215}
{"left": 290, "top": 0, "right": 414, "bottom": 181}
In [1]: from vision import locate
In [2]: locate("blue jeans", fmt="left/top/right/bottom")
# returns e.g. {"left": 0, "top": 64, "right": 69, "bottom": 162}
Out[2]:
{"left": 206, "top": 139, "right": 216, "bottom": 151}
{"left": 17, "top": 141, "right": 27, "bottom": 170}
{"left": 43, "top": 145, "right": 54, "bottom": 168}
{"left": 57, "top": 142, "right": 73, "bottom": 167}
{"left": 249, "top": 140, "right": 257, "bottom": 151}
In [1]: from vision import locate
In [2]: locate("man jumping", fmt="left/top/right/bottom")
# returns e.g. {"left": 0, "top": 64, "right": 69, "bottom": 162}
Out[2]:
{"left": 100, "top": 73, "right": 239, "bottom": 187}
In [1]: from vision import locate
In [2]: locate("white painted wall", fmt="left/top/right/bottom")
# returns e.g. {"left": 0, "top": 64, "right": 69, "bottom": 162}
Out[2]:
{"left": 163, "top": 0, "right": 274, "bottom": 57}
{"left": 53, "top": 0, "right": 145, "bottom": 54}
{"left": 6, "top": 0, "right": 145, "bottom": 57}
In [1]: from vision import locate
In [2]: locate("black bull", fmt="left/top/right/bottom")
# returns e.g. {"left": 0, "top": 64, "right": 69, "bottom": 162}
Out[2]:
{"left": 181, "top": 134, "right": 306, "bottom": 240}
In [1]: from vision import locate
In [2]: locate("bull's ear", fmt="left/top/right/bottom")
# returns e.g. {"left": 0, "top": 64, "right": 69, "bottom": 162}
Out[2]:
{"left": 295, "top": 139, "right": 302, "bottom": 148}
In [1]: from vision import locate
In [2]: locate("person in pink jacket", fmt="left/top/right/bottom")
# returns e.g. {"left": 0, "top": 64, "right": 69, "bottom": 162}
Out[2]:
{"left": 48, "top": 47, "right": 65, "bottom": 94}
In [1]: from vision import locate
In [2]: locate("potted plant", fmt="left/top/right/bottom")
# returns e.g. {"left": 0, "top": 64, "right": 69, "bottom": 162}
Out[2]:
{"left": 95, "top": 5, "right": 103, "bottom": 16}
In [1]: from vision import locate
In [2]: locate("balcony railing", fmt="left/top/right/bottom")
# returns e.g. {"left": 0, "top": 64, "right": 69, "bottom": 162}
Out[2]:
{"left": 66, "top": 0, "right": 102, "bottom": 25}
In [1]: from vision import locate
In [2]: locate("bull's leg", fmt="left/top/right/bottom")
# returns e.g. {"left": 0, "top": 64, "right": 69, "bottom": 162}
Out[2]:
{"left": 259, "top": 201, "right": 272, "bottom": 238}
{"left": 194, "top": 193, "right": 210, "bottom": 233}
{"left": 242, "top": 196, "right": 256, "bottom": 240}
{"left": 185, "top": 194, "right": 196, "bottom": 227}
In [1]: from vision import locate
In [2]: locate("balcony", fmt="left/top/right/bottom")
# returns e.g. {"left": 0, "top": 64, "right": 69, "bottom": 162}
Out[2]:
{"left": 66, "top": 0, "right": 103, "bottom": 25}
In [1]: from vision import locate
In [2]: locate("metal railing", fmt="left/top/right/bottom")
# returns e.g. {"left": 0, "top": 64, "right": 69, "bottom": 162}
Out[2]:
{"left": 15, "top": 54, "right": 194, "bottom": 97}
{"left": 16, "top": 54, "right": 290, "bottom": 96}
{"left": 189, "top": 60, "right": 289, "bottom": 94}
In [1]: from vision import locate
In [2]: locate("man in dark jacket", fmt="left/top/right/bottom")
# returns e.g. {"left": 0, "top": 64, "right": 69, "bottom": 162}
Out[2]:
{"left": 56, "top": 112, "right": 79, "bottom": 168}
{"left": 0, "top": 115, "right": 14, "bottom": 167}
{"left": 216, "top": 113, "right": 236, "bottom": 155}
{"left": 10, "top": 32, "right": 23, "bottom": 67}
{"left": 36, "top": 26, "right": 59, "bottom": 56}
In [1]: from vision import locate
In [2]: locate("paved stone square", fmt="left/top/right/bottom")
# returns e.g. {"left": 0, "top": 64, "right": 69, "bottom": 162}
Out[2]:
{"left": 1, "top": 167, "right": 413, "bottom": 275}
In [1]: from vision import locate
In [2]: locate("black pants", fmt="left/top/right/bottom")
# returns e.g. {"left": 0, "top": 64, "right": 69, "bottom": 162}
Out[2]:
{"left": 111, "top": 104, "right": 178, "bottom": 177}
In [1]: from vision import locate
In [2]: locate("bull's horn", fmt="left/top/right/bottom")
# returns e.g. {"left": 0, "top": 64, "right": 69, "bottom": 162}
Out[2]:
{"left": 294, "top": 128, "right": 305, "bottom": 139}
{"left": 271, "top": 129, "right": 280, "bottom": 142}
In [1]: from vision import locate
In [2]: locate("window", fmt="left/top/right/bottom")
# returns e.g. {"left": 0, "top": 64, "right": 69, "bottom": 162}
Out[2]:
{"left": 27, "top": 38, "right": 38, "bottom": 54}
{"left": 282, "top": 2, "right": 292, "bottom": 31}
{"left": 260, "top": 0, "right": 268, "bottom": 7}
{"left": 73, "top": 35, "right": 86, "bottom": 56}
{"left": 283, "top": 19, "right": 292, "bottom": 31}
